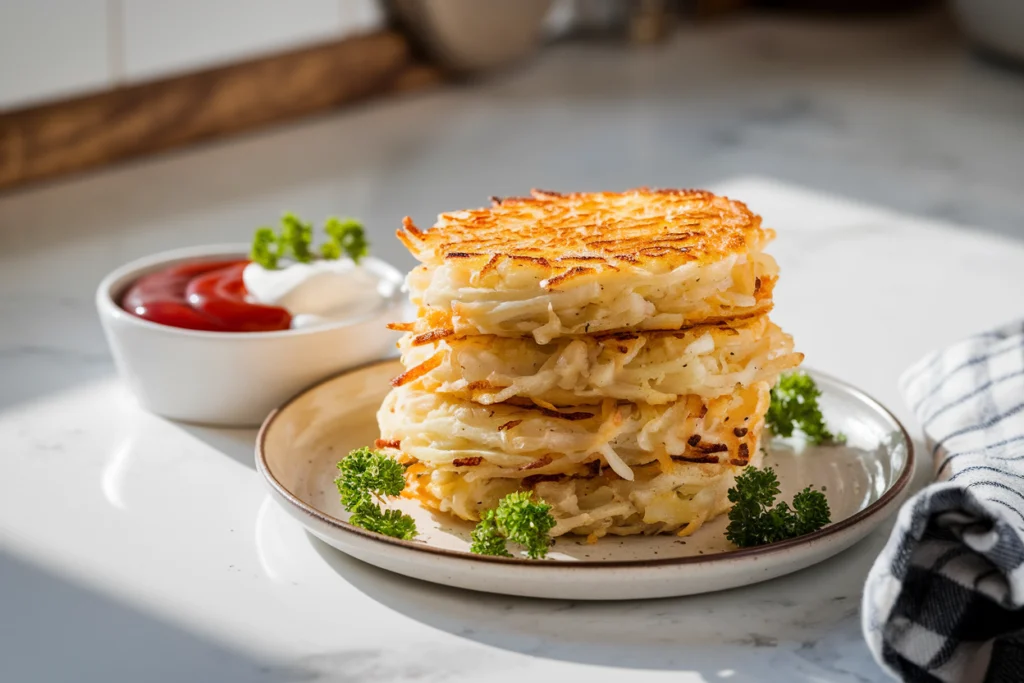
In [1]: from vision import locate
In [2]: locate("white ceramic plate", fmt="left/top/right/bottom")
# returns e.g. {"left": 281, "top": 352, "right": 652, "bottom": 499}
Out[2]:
{"left": 257, "top": 360, "right": 913, "bottom": 600}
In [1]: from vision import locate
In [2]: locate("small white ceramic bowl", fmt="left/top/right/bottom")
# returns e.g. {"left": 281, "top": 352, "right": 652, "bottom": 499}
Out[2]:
{"left": 96, "top": 244, "right": 406, "bottom": 427}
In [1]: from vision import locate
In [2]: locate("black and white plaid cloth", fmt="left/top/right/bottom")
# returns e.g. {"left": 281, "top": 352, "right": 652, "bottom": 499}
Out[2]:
{"left": 864, "top": 322, "right": 1024, "bottom": 682}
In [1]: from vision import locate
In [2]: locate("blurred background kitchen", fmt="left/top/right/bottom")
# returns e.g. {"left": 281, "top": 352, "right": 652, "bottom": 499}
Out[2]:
{"left": 1, "top": 0, "right": 1024, "bottom": 255}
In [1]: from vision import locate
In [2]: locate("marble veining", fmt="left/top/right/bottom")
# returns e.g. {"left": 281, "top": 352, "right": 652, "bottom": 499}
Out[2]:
{"left": 2, "top": 13, "right": 1024, "bottom": 683}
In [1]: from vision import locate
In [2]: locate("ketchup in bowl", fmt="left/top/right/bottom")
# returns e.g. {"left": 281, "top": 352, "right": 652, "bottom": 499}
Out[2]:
{"left": 121, "top": 259, "right": 292, "bottom": 332}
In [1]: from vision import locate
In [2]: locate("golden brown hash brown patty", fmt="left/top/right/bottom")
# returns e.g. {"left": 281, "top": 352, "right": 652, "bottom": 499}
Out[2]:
{"left": 394, "top": 313, "right": 803, "bottom": 405}
{"left": 397, "top": 188, "right": 772, "bottom": 282}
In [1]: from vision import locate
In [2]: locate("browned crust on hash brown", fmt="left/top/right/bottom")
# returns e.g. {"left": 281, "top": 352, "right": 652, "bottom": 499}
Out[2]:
{"left": 404, "top": 311, "right": 775, "bottom": 350}
{"left": 522, "top": 473, "right": 567, "bottom": 487}
{"left": 396, "top": 188, "right": 768, "bottom": 282}
{"left": 671, "top": 454, "right": 721, "bottom": 464}
{"left": 391, "top": 351, "right": 444, "bottom": 387}
{"left": 501, "top": 398, "right": 596, "bottom": 421}
{"left": 540, "top": 266, "right": 598, "bottom": 290}
{"left": 587, "top": 312, "right": 766, "bottom": 342}
{"left": 520, "top": 455, "right": 553, "bottom": 471}
{"left": 411, "top": 328, "right": 454, "bottom": 345}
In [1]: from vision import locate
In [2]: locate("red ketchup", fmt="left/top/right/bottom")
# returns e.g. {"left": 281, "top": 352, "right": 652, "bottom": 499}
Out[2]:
{"left": 121, "top": 260, "right": 292, "bottom": 332}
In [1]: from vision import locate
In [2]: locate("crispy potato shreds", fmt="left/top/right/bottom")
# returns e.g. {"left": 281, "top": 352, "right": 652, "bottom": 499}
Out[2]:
{"left": 411, "top": 328, "right": 454, "bottom": 346}
{"left": 522, "top": 473, "right": 567, "bottom": 487}
{"left": 540, "top": 266, "right": 597, "bottom": 290}
{"left": 390, "top": 352, "right": 444, "bottom": 387}
{"left": 507, "top": 254, "right": 550, "bottom": 267}
{"left": 671, "top": 454, "right": 720, "bottom": 464}
{"left": 533, "top": 407, "right": 594, "bottom": 421}
{"left": 381, "top": 187, "right": 794, "bottom": 541}
{"left": 377, "top": 380, "right": 773, "bottom": 537}
{"left": 400, "top": 188, "right": 780, "bottom": 342}
{"left": 398, "top": 188, "right": 765, "bottom": 274}
{"left": 520, "top": 456, "right": 553, "bottom": 471}
{"left": 397, "top": 315, "right": 801, "bottom": 405}
{"left": 479, "top": 253, "right": 503, "bottom": 277}
{"left": 396, "top": 216, "right": 424, "bottom": 252}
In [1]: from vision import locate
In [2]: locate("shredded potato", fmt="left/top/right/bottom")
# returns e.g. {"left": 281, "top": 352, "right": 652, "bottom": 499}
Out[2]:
{"left": 398, "top": 447, "right": 764, "bottom": 540}
{"left": 378, "top": 382, "right": 770, "bottom": 537}
{"left": 377, "top": 188, "right": 796, "bottom": 540}
{"left": 405, "top": 252, "right": 777, "bottom": 343}
{"left": 398, "top": 314, "right": 801, "bottom": 405}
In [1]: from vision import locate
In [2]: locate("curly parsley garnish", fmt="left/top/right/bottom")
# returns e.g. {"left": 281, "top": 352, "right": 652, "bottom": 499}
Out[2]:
{"left": 725, "top": 466, "right": 831, "bottom": 548}
{"left": 470, "top": 491, "right": 557, "bottom": 560}
{"left": 279, "top": 213, "right": 314, "bottom": 263}
{"left": 323, "top": 217, "right": 369, "bottom": 264}
{"left": 335, "top": 448, "right": 417, "bottom": 540}
{"left": 766, "top": 372, "right": 844, "bottom": 445}
{"left": 250, "top": 214, "right": 369, "bottom": 269}
{"left": 470, "top": 510, "right": 513, "bottom": 558}
{"left": 250, "top": 227, "right": 281, "bottom": 270}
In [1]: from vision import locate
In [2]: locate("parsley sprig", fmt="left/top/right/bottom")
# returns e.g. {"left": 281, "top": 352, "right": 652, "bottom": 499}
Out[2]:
{"left": 279, "top": 213, "right": 314, "bottom": 263}
{"left": 250, "top": 213, "right": 369, "bottom": 269}
{"left": 470, "top": 491, "right": 557, "bottom": 560}
{"left": 766, "top": 372, "right": 844, "bottom": 445}
{"left": 335, "top": 448, "right": 417, "bottom": 540}
{"left": 322, "top": 217, "right": 369, "bottom": 263}
{"left": 725, "top": 467, "right": 831, "bottom": 548}
{"left": 251, "top": 227, "right": 281, "bottom": 270}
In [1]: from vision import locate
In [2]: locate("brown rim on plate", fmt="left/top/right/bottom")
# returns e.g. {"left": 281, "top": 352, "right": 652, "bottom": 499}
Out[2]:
{"left": 256, "top": 359, "right": 915, "bottom": 568}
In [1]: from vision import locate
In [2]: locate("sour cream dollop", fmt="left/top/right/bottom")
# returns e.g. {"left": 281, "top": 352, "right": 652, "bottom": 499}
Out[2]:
{"left": 242, "top": 259, "right": 390, "bottom": 330}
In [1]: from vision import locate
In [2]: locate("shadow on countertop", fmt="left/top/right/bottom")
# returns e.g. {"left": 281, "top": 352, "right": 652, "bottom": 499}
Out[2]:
{"left": 310, "top": 530, "right": 887, "bottom": 682}
{"left": 0, "top": 549, "right": 294, "bottom": 683}
{"left": 304, "top": 439, "right": 930, "bottom": 682}
{"left": 318, "top": 479, "right": 941, "bottom": 683}
{"left": 174, "top": 422, "right": 260, "bottom": 471}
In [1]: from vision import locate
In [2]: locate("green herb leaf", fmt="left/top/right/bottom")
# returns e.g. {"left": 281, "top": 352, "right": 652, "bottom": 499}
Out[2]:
{"left": 349, "top": 502, "right": 418, "bottom": 541}
{"left": 494, "top": 491, "right": 557, "bottom": 559}
{"left": 279, "top": 213, "right": 314, "bottom": 263}
{"left": 250, "top": 213, "right": 370, "bottom": 268}
{"left": 766, "top": 372, "right": 844, "bottom": 445}
{"left": 470, "top": 491, "right": 556, "bottom": 559}
{"left": 323, "top": 217, "right": 369, "bottom": 263}
{"left": 320, "top": 241, "right": 341, "bottom": 260}
{"left": 725, "top": 467, "right": 831, "bottom": 548}
{"left": 250, "top": 226, "right": 281, "bottom": 269}
{"left": 470, "top": 509, "right": 513, "bottom": 557}
{"left": 792, "top": 486, "right": 832, "bottom": 535}
{"left": 334, "top": 448, "right": 416, "bottom": 540}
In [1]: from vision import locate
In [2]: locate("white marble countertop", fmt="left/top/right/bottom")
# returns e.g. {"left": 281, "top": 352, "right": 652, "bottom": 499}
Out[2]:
{"left": 3, "top": 14, "right": 1024, "bottom": 683}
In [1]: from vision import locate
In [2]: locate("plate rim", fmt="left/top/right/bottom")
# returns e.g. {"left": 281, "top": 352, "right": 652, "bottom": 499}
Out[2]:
{"left": 256, "top": 358, "right": 915, "bottom": 569}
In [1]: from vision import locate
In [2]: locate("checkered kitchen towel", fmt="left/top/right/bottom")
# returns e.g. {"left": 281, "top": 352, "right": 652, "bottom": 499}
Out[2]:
{"left": 864, "top": 322, "right": 1024, "bottom": 682}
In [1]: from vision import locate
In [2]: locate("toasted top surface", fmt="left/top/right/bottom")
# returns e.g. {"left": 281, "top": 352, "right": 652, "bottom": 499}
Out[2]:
{"left": 398, "top": 188, "right": 769, "bottom": 280}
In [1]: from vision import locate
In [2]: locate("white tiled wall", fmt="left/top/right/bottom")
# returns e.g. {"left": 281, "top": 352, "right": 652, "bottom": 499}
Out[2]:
{"left": 0, "top": 0, "right": 387, "bottom": 112}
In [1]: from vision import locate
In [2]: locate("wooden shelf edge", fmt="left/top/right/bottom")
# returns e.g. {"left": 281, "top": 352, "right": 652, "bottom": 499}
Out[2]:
{"left": 0, "top": 31, "right": 444, "bottom": 191}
